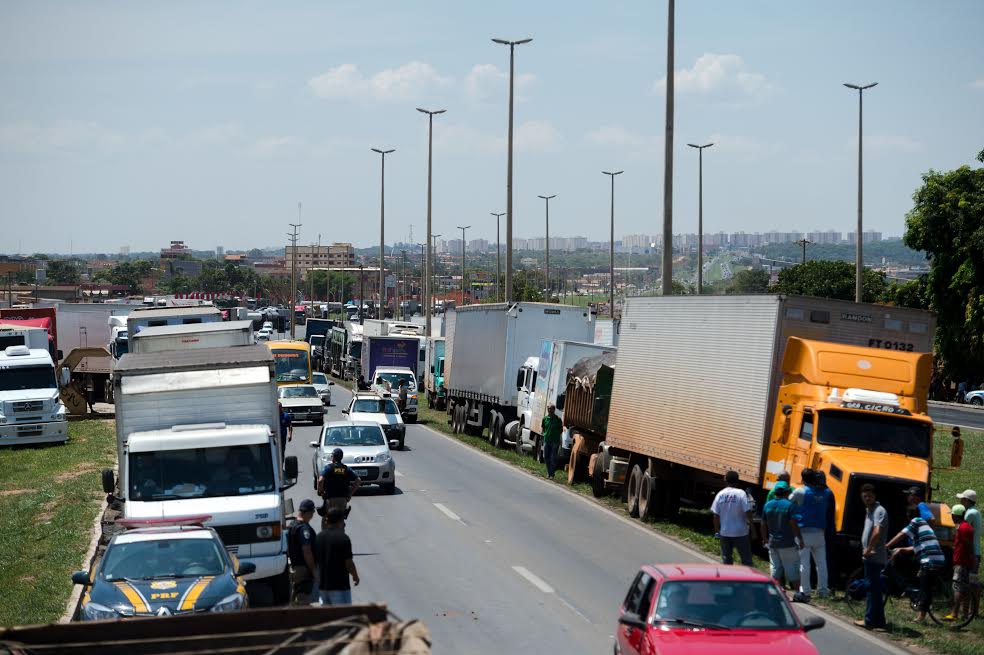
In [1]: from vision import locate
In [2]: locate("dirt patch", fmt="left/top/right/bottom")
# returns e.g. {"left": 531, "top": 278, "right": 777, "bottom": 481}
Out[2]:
{"left": 0, "top": 489, "right": 29, "bottom": 497}
{"left": 54, "top": 467, "right": 98, "bottom": 483}
{"left": 17, "top": 575, "right": 36, "bottom": 583}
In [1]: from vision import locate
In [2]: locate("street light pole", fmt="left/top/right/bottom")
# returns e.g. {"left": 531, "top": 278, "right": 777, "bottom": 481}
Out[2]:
{"left": 844, "top": 82, "right": 877, "bottom": 303}
{"left": 457, "top": 225, "right": 470, "bottom": 305}
{"left": 493, "top": 37, "right": 532, "bottom": 304}
{"left": 491, "top": 212, "right": 505, "bottom": 302}
{"left": 430, "top": 234, "right": 441, "bottom": 311}
{"left": 686, "top": 143, "right": 713, "bottom": 294}
{"left": 371, "top": 147, "right": 395, "bottom": 319}
{"left": 795, "top": 238, "right": 813, "bottom": 264}
{"left": 287, "top": 215, "right": 301, "bottom": 336}
{"left": 417, "top": 108, "right": 446, "bottom": 336}
{"left": 538, "top": 194, "right": 556, "bottom": 297}
{"left": 661, "top": 0, "right": 675, "bottom": 295}
{"left": 602, "top": 171, "right": 623, "bottom": 318}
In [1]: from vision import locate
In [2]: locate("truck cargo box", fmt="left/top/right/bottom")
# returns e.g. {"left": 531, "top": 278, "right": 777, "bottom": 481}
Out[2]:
{"left": 130, "top": 320, "right": 254, "bottom": 354}
{"left": 606, "top": 295, "right": 936, "bottom": 483}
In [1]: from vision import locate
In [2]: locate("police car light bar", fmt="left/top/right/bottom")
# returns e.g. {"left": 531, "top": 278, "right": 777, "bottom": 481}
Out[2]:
{"left": 116, "top": 515, "right": 212, "bottom": 529}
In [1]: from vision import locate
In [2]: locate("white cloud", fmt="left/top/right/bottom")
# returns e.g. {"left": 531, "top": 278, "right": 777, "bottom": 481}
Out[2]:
{"left": 308, "top": 61, "right": 452, "bottom": 102}
{"left": 436, "top": 120, "right": 561, "bottom": 154}
{"left": 654, "top": 53, "right": 774, "bottom": 101}
{"left": 464, "top": 64, "right": 535, "bottom": 102}
{"left": 970, "top": 79, "right": 984, "bottom": 90}
{"left": 584, "top": 125, "right": 655, "bottom": 149}
{"left": 0, "top": 120, "right": 128, "bottom": 155}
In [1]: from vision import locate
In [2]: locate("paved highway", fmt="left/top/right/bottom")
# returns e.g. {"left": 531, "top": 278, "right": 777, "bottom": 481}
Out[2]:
{"left": 928, "top": 402, "right": 984, "bottom": 431}
{"left": 283, "top": 383, "right": 909, "bottom": 655}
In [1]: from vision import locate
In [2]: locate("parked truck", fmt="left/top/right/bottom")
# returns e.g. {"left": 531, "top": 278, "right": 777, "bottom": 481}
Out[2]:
{"left": 516, "top": 339, "right": 615, "bottom": 470}
{"left": 55, "top": 303, "right": 132, "bottom": 406}
{"left": 130, "top": 320, "right": 254, "bottom": 354}
{"left": 0, "top": 306, "right": 58, "bottom": 359}
{"left": 362, "top": 335, "right": 420, "bottom": 421}
{"left": 0, "top": 338, "right": 69, "bottom": 446}
{"left": 304, "top": 318, "right": 335, "bottom": 371}
{"left": 102, "top": 345, "right": 298, "bottom": 602}
{"left": 126, "top": 305, "right": 223, "bottom": 338}
{"left": 444, "top": 303, "right": 593, "bottom": 448}
{"left": 425, "top": 336, "right": 446, "bottom": 409}
{"left": 579, "top": 295, "right": 942, "bottom": 550}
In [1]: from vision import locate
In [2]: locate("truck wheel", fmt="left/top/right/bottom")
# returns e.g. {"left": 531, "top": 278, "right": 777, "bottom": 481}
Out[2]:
{"left": 270, "top": 568, "right": 291, "bottom": 606}
{"left": 104, "top": 380, "right": 114, "bottom": 405}
{"left": 590, "top": 454, "right": 608, "bottom": 498}
{"left": 492, "top": 415, "right": 506, "bottom": 449}
{"left": 453, "top": 405, "right": 464, "bottom": 434}
{"left": 514, "top": 423, "right": 525, "bottom": 455}
{"left": 626, "top": 464, "right": 643, "bottom": 518}
{"left": 567, "top": 437, "right": 588, "bottom": 485}
{"left": 638, "top": 471, "right": 655, "bottom": 521}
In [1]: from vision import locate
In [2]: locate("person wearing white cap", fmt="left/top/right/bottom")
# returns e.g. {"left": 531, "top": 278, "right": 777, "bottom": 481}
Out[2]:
{"left": 956, "top": 489, "right": 980, "bottom": 569}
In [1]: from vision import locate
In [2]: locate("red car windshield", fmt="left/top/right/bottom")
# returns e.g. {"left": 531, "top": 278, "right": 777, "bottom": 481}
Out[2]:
{"left": 653, "top": 581, "right": 797, "bottom": 630}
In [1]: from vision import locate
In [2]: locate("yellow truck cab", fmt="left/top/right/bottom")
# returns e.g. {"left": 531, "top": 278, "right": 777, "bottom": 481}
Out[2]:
{"left": 766, "top": 337, "right": 937, "bottom": 540}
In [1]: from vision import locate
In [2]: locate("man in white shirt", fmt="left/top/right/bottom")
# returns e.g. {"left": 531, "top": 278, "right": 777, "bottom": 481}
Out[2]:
{"left": 711, "top": 470, "right": 753, "bottom": 566}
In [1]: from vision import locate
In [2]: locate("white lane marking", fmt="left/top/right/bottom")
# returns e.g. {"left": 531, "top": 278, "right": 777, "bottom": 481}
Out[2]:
{"left": 512, "top": 566, "right": 554, "bottom": 594}
{"left": 395, "top": 471, "right": 404, "bottom": 477}
{"left": 433, "top": 502, "right": 464, "bottom": 524}
{"left": 558, "top": 596, "right": 592, "bottom": 624}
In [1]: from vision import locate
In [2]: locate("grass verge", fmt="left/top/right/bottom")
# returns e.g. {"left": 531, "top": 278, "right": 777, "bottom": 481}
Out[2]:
{"left": 410, "top": 397, "right": 984, "bottom": 655}
{"left": 0, "top": 420, "right": 116, "bottom": 627}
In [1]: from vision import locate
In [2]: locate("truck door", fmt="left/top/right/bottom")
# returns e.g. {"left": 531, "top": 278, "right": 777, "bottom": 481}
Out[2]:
{"left": 786, "top": 410, "right": 815, "bottom": 479}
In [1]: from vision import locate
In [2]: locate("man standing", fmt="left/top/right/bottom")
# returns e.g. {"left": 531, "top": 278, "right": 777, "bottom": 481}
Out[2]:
{"left": 947, "top": 504, "right": 975, "bottom": 622}
{"left": 796, "top": 469, "right": 830, "bottom": 599}
{"left": 886, "top": 511, "right": 946, "bottom": 624}
{"left": 957, "top": 490, "right": 980, "bottom": 611}
{"left": 278, "top": 402, "right": 293, "bottom": 461}
{"left": 318, "top": 448, "right": 361, "bottom": 528}
{"left": 711, "top": 470, "right": 753, "bottom": 566}
{"left": 315, "top": 507, "right": 360, "bottom": 605}
{"left": 287, "top": 499, "right": 318, "bottom": 605}
{"left": 541, "top": 404, "right": 563, "bottom": 479}
{"left": 854, "top": 484, "right": 888, "bottom": 631}
{"left": 766, "top": 471, "right": 791, "bottom": 503}
{"left": 905, "top": 486, "right": 935, "bottom": 525}
{"left": 760, "top": 481, "right": 802, "bottom": 589}
{"left": 397, "top": 380, "right": 409, "bottom": 415}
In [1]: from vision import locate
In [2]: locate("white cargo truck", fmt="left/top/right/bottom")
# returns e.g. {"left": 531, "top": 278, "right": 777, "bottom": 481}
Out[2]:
{"left": 0, "top": 342, "right": 69, "bottom": 446}
{"left": 130, "top": 320, "right": 254, "bottom": 354}
{"left": 126, "top": 305, "right": 223, "bottom": 338}
{"left": 444, "top": 303, "right": 593, "bottom": 448}
{"left": 516, "top": 339, "right": 615, "bottom": 462}
{"left": 102, "top": 345, "right": 297, "bottom": 602}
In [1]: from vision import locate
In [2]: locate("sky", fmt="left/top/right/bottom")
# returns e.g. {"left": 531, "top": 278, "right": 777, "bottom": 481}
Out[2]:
{"left": 0, "top": 1, "right": 982, "bottom": 255}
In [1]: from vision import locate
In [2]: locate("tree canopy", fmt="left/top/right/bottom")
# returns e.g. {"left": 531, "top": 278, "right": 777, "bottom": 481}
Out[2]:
{"left": 902, "top": 148, "right": 984, "bottom": 380}
{"left": 770, "top": 260, "right": 887, "bottom": 302}
{"left": 45, "top": 260, "right": 80, "bottom": 285}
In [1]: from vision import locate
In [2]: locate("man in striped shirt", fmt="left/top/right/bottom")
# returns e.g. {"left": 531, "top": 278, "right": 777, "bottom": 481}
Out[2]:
{"left": 887, "top": 511, "right": 946, "bottom": 623}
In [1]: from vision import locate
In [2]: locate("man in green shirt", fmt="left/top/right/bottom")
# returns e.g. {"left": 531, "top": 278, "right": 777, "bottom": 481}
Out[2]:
{"left": 541, "top": 404, "right": 563, "bottom": 479}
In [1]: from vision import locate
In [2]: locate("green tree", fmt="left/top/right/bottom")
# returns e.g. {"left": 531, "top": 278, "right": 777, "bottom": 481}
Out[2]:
{"left": 727, "top": 269, "right": 771, "bottom": 294}
{"left": 490, "top": 269, "right": 542, "bottom": 302}
{"left": 885, "top": 276, "right": 929, "bottom": 310}
{"left": 902, "top": 149, "right": 984, "bottom": 380}
{"left": 14, "top": 270, "right": 35, "bottom": 284}
{"left": 45, "top": 260, "right": 80, "bottom": 284}
{"left": 93, "top": 259, "right": 157, "bottom": 294}
{"left": 770, "top": 260, "right": 887, "bottom": 302}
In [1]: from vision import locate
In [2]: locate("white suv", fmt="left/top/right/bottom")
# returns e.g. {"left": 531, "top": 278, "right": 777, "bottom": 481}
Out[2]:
{"left": 370, "top": 367, "right": 418, "bottom": 423}
{"left": 344, "top": 392, "right": 406, "bottom": 450}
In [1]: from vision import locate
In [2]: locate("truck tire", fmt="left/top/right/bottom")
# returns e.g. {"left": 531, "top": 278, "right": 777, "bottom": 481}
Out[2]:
{"left": 567, "top": 436, "right": 588, "bottom": 485}
{"left": 104, "top": 379, "right": 114, "bottom": 405}
{"left": 270, "top": 568, "right": 291, "bottom": 606}
{"left": 626, "top": 464, "right": 643, "bottom": 518}
{"left": 454, "top": 405, "right": 465, "bottom": 434}
{"left": 492, "top": 415, "right": 506, "bottom": 449}
{"left": 590, "top": 453, "right": 608, "bottom": 498}
{"left": 637, "top": 470, "right": 655, "bottom": 521}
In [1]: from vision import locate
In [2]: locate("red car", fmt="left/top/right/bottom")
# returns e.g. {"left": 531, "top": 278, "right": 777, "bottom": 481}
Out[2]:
{"left": 616, "top": 564, "right": 824, "bottom": 655}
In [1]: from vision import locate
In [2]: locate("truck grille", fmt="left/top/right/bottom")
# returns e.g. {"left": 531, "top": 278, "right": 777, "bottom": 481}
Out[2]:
{"left": 13, "top": 401, "right": 43, "bottom": 413}
{"left": 843, "top": 474, "right": 921, "bottom": 538}
{"left": 16, "top": 426, "right": 43, "bottom": 437}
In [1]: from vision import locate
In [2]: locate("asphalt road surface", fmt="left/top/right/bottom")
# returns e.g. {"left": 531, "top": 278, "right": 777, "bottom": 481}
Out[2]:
{"left": 283, "top": 384, "right": 909, "bottom": 655}
{"left": 928, "top": 402, "right": 984, "bottom": 431}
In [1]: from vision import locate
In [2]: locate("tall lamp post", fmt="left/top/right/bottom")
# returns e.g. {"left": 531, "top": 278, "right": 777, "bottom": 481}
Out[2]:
{"left": 491, "top": 212, "right": 505, "bottom": 302}
{"left": 431, "top": 234, "right": 441, "bottom": 309}
{"left": 602, "top": 171, "right": 623, "bottom": 318}
{"left": 417, "top": 108, "right": 446, "bottom": 336}
{"left": 538, "top": 194, "right": 556, "bottom": 296}
{"left": 844, "top": 82, "right": 877, "bottom": 303}
{"left": 457, "top": 226, "right": 470, "bottom": 305}
{"left": 492, "top": 37, "right": 532, "bottom": 304}
{"left": 661, "top": 0, "right": 676, "bottom": 296}
{"left": 371, "top": 147, "right": 394, "bottom": 319}
{"left": 686, "top": 143, "right": 713, "bottom": 294}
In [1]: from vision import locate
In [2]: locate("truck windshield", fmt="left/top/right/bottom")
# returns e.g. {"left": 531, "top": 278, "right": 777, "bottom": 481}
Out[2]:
{"left": 816, "top": 410, "right": 931, "bottom": 458}
{"left": 129, "top": 444, "right": 276, "bottom": 501}
{"left": 0, "top": 365, "right": 56, "bottom": 391}
{"left": 271, "top": 349, "right": 310, "bottom": 383}
{"left": 113, "top": 337, "right": 129, "bottom": 358}
{"left": 349, "top": 341, "right": 362, "bottom": 359}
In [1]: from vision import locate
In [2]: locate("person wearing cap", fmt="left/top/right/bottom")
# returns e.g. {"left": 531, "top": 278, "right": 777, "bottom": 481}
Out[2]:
{"left": 287, "top": 499, "right": 318, "bottom": 605}
{"left": 317, "top": 448, "right": 361, "bottom": 528}
{"left": 887, "top": 508, "right": 946, "bottom": 623}
{"left": 946, "top": 503, "right": 975, "bottom": 621}
{"left": 957, "top": 490, "right": 980, "bottom": 568}
{"left": 905, "top": 486, "right": 935, "bottom": 525}
{"left": 766, "top": 471, "right": 791, "bottom": 503}
{"left": 541, "top": 404, "right": 563, "bottom": 479}
{"left": 760, "top": 481, "right": 802, "bottom": 589}
{"left": 855, "top": 483, "right": 888, "bottom": 631}
{"left": 315, "top": 506, "right": 360, "bottom": 605}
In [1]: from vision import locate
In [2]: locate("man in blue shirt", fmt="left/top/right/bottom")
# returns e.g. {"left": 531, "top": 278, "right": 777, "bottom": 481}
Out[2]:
{"left": 760, "top": 481, "right": 802, "bottom": 589}
{"left": 795, "top": 469, "right": 830, "bottom": 599}
{"left": 905, "top": 486, "right": 935, "bottom": 526}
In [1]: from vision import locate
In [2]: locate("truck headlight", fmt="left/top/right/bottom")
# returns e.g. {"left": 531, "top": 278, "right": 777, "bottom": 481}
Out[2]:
{"left": 256, "top": 525, "right": 274, "bottom": 539}
{"left": 210, "top": 592, "right": 245, "bottom": 613}
{"left": 82, "top": 601, "right": 120, "bottom": 621}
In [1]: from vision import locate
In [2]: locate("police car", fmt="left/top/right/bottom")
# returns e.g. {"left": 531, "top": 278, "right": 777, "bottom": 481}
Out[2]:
{"left": 71, "top": 518, "right": 253, "bottom": 620}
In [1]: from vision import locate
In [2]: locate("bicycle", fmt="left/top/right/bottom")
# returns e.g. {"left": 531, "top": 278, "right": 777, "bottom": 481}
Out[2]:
{"left": 843, "top": 553, "right": 963, "bottom": 627}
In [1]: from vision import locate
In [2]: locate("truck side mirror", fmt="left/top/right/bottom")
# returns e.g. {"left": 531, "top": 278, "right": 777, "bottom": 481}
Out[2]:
{"left": 60, "top": 367, "right": 71, "bottom": 387}
{"left": 101, "top": 469, "right": 115, "bottom": 494}
{"left": 283, "top": 456, "right": 298, "bottom": 481}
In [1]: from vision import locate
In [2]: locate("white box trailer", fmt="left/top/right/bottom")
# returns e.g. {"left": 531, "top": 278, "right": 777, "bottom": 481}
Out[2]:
{"left": 130, "top": 320, "right": 254, "bottom": 354}
{"left": 444, "top": 303, "right": 594, "bottom": 446}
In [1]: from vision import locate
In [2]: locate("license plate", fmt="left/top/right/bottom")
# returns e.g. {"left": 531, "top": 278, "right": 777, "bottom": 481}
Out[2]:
{"left": 353, "top": 468, "right": 368, "bottom": 477}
